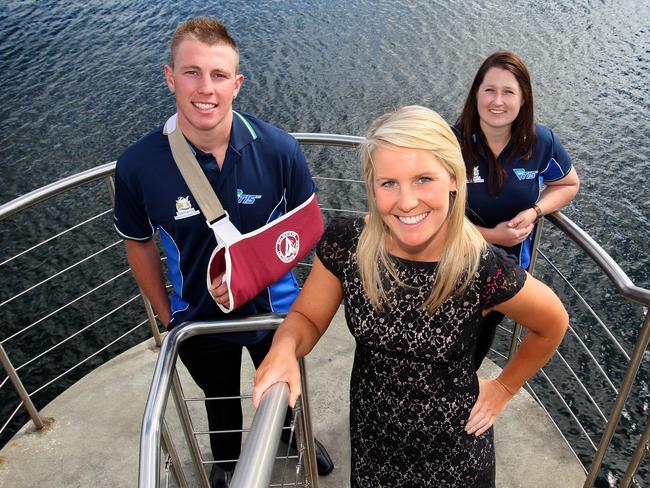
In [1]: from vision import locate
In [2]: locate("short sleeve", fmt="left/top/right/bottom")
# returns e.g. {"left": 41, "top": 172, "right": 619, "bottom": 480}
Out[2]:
{"left": 540, "top": 128, "right": 573, "bottom": 182}
{"left": 480, "top": 245, "right": 527, "bottom": 309}
{"left": 316, "top": 217, "right": 357, "bottom": 279}
{"left": 285, "top": 140, "right": 316, "bottom": 209}
{"left": 113, "top": 162, "right": 155, "bottom": 241}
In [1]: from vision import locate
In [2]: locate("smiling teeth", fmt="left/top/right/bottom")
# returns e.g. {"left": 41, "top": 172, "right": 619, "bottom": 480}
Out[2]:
{"left": 194, "top": 102, "right": 216, "bottom": 110}
{"left": 398, "top": 213, "right": 427, "bottom": 224}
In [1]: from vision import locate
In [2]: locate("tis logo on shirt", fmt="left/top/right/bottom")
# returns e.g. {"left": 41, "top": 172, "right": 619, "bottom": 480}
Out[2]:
{"left": 237, "top": 189, "right": 262, "bottom": 205}
{"left": 513, "top": 169, "right": 538, "bottom": 181}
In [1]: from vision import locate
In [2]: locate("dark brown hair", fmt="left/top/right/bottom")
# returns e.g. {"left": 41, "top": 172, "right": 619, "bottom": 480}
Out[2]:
{"left": 456, "top": 51, "right": 536, "bottom": 195}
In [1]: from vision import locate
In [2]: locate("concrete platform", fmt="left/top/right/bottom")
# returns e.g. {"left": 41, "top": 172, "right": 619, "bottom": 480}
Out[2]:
{"left": 0, "top": 309, "right": 586, "bottom": 487}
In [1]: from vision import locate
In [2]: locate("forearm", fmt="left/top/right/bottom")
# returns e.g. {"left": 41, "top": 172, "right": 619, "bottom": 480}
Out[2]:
{"left": 124, "top": 239, "right": 171, "bottom": 326}
{"left": 536, "top": 169, "right": 580, "bottom": 215}
{"left": 535, "top": 185, "right": 577, "bottom": 215}
{"left": 271, "top": 310, "right": 325, "bottom": 358}
{"left": 475, "top": 225, "right": 497, "bottom": 244}
{"left": 496, "top": 329, "right": 563, "bottom": 394}
{"left": 492, "top": 275, "right": 569, "bottom": 394}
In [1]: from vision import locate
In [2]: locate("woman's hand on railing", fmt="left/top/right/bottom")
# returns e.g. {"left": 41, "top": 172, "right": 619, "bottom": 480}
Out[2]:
{"left": 465, "top": 378, "right": 513, "bottom": 436}
{"left": 253, "top": 340, "right": 302, "bottom": 408}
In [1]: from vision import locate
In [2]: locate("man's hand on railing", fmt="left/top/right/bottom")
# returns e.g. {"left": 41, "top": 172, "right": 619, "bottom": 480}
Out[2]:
{"left": 253, "top": 338, "right": 302, "bottom": 408}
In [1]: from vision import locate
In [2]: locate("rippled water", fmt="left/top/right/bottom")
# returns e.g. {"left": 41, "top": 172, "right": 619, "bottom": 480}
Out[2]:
{"left": 1, "top": 0, "right": 649, "bottom": 486}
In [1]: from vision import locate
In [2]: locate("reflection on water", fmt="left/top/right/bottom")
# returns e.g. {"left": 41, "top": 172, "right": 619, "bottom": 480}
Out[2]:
{"left": 1, "top": 0, "right": 649, "bottom": 485}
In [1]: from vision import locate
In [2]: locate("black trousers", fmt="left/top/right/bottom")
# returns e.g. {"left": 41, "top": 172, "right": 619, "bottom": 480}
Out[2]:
{"left": 178, "top": 331, "right": 291, "bottom": 471}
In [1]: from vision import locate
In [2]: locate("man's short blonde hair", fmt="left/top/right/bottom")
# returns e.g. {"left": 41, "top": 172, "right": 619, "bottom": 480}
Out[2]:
{"left": 169, "top": 17, "right": 239, "bottom": 70}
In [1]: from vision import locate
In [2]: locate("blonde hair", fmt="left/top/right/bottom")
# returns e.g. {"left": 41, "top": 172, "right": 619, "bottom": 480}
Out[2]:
{"left": 169, "top": 17, "right": 239, "bottom": 70}
{"left": 357, "top": 105, "right": 486, "bottom": 312}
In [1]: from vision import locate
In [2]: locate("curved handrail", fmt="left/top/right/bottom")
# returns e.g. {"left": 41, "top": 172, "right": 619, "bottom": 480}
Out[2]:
{"left": 2, "top": 146, "right": 646, "bottom": 312}
{"left": 2, "top": 133, "right": 649, "bottom": 486}
{"left": 139, "top": 314, "right": 286, "bottom": 488}
{"left": 546, "top": 213, "right": 650, "bottom": 306}
{"left": 229, "top": 382, "right": 290, "bottom": 488}
{"left": 291, "top": 132, "right": 364, "bottom": 147}
{"left": 0, "top": 133, "right": 363, "bottom": 221}
{"left": 0, "top": 162, "right": 116, "bottom": 221}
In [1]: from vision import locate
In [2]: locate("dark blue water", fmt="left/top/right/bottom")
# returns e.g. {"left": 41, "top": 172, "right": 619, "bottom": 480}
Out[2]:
{"left": 1, "top": 1, "right": 649, "bottom": 486}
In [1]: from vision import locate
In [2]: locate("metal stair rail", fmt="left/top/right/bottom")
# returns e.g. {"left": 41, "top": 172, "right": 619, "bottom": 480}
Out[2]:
{"left": 138, "top": 314, "right": 319, "bottom": 488}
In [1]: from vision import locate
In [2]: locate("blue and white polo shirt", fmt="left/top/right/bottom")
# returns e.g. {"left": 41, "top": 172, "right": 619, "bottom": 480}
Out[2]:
{"left": 464, "top": 123, "right": 573, "bottom": 269}
{"left": 113, "top": 111, "right": 315, "bottom": 343}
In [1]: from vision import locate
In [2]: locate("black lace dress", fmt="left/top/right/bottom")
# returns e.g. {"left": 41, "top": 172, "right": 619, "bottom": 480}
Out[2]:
{"left": 316, "top": 218, "right": 526, "bottom": 487}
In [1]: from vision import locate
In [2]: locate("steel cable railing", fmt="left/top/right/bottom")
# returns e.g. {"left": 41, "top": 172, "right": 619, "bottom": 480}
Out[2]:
{"left": 0, "top": 239, "right": 123, "bottom": 309}
{"left": 1, "top": 267, "right": 132, "bottom": 345}
{"left": 537, "top": 248, "right": 631, "bottom": 361}
{"left": 0, "top": 208, "right": 113, "bottom": 267}
{"left": 0, "top": 134, "right": 648, "bottom": 486}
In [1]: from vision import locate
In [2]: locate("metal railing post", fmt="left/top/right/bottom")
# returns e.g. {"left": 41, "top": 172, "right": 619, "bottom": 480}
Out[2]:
{"left": 170, "top": 369, "right": 210, "bottom": 488}
{"left": 297, "top": 356, "right": 319, "bottom": 488}
{"left": 161, "top": 419, "right": 188, "bottom": 487}
{"left": 584, "top": 311, "right": 650, "bottom": 486}
{"left": 508, "top": 216, "right": 545, "bottom": 359}
{"left": 621, "top": 410, "right": 650, "bottom": 488}
{"left": 0, "top": 343, "right": 44, "bottom": 430}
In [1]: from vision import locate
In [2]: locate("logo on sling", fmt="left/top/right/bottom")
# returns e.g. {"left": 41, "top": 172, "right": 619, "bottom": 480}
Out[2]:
{"left": 174, "top": 196, "right": 200, "bottom": 220}
{"left": 237, "top": 189, "right": 262, "bottom": 205}
{"left": 276, "top": 231, "right": 300, "bottom": 263}
{"left": 513, "top": 168, "right": 538, "bottom": 181}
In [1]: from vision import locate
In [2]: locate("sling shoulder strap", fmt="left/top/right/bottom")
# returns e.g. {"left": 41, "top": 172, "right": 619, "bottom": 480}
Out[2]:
{"left": 163, "top": 114, "right": 225, "bottom": 223}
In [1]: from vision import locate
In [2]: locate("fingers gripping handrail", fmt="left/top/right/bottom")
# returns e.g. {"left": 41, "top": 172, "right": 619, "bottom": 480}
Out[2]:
{"left": 138, "top": 314, "right": 285, "bottom": 488}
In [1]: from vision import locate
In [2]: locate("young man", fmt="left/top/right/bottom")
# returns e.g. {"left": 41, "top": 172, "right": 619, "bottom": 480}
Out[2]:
{"left": 113, "top": 17, "right": 333, "bottom": 487}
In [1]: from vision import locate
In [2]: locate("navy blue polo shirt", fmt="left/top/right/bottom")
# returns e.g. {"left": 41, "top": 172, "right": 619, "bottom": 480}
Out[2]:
{"left": 463, "top": 124, "right": 572, "bottom": 269}
{"left": 113, "top": 111, "right": 315, "bottom": 343}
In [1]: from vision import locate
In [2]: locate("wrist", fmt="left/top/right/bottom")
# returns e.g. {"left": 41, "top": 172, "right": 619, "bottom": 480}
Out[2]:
{"left": 494, "top": 377, "right": 517, "bottom": 396}
{"left": 531, "top": 203, "right": 543, "bottom": 222}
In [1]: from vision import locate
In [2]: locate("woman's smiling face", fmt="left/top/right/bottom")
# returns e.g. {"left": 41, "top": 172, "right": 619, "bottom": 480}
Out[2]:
{"left": 372, "top": 145, "right": 456, "bottom": 261}
{"left": 476, "top": 66, "right": 524, "bottom": 134}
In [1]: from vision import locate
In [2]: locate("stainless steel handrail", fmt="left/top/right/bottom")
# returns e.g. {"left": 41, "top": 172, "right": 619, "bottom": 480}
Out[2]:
{"left": 546, "top": 212, "right": 650, "bottom": 307}
{"left": 0, "top": 162, "right": 116, "bottom": 221}
{"left": 229, "top": 382, "right": 290, "bottom": 488}
{"left": 139, "top": 315, "right": 287, "bottom": 488}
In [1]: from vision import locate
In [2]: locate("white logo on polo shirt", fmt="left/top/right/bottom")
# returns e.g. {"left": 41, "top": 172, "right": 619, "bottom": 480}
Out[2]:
{"left": 174, "top": 196, "right": 200, "bottom": 220}
{"left": 468, "top": 166, "right": 484, "bottom": 183}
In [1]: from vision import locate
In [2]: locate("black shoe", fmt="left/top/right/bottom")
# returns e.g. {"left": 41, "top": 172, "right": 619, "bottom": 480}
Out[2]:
{"left": 209, "top": 465, "right": 233, "bottom": 488}
{"left": 280, "top": 431, "right": 334, "bottom": 476}
{"left": 314, "top": 438, "right": 334, "bottom": 476}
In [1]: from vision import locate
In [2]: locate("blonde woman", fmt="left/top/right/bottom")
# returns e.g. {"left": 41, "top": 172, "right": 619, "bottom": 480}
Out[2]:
{"left": 254, "top": 106, "right": 568, "bottom": 487}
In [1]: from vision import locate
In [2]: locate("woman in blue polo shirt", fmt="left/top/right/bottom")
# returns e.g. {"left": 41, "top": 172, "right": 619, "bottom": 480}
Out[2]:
{"left": 455, "top": 51, "right": 579, "bottom": 368}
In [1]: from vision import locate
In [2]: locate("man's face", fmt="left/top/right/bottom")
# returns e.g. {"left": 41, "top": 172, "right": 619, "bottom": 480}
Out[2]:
{"left": 164, "top": 39, "right": 244, "bottom": 138}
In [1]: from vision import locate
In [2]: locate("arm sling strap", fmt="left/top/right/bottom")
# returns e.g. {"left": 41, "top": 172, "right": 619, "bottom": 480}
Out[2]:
{"left": 163, "top": 113, "right": 323, "bottom": 313}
